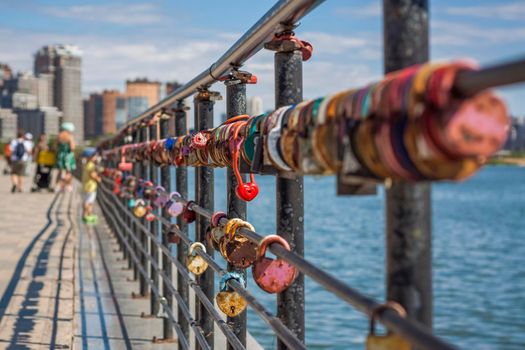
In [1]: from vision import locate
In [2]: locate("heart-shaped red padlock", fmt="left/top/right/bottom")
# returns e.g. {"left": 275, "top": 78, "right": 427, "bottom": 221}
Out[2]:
{"left": 252, "top": 235, "right": 297, "bottom": 294}
{"left": 236, "top": 180, "right": 259, "bottom": 202}
{"left": 230, "top": 120, "right": 259, "bottom": 202}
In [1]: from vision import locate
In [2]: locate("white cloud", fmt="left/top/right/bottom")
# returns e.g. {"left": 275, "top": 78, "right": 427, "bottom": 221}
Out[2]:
{"left": 432, "top": 20, "right": 525, "bottom": 46}
{"left": 446, "top": 2, "right": 525, "bottom": 21}
{"left": 335, "top": 3, "right": 381, "bottom": 18}
{"left": 41, "top": 3, "right": 164, "bottom": 25}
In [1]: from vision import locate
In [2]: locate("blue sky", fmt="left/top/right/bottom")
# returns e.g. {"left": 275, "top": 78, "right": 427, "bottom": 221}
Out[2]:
{"left": 1, "top": 0, "right": 524, "bottom": 117}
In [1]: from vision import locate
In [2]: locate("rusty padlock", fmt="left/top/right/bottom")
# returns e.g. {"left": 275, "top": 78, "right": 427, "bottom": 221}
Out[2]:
{"left": 252, "top": 235, "right": 297, "bottom": 294}
{"left": 182, "top": 201, "right": 196, "bottom": 223}
{"left": 206, "top": 212, "right": 227, "bottom": 250}
{"left": 166, "top": 192, "right": 184, "bottom": 217}
{"left": 186, "top": 242, "right": 208, "bottom": 275}
{"left": 219, "top": 218, "right": 258, "bottom": 269}
{"left": 166, "top": 224, "right": 181, "bottom": 244}
{"left": 133, "top": 199, "right": 147, "bottom": 218}
{"left": 216, "top": 272, "right": 247, "bottom": 318}
{"left": 366, "top": 302, "right": 411, "bottom": 350}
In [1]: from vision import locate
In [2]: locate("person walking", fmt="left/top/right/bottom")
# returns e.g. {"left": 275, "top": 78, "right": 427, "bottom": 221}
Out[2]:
{"left": 31, "top": 134, "right": 55, "bottom": 192}
{"left": 9, "top": 129, "right": 31, "bottom": 193}
{"left": 56, "top": 122, "right": 76, "bottom": 192}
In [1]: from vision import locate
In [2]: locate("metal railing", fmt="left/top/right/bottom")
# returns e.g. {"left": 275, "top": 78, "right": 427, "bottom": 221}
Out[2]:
{"left": 95, "top": 1, "right": 525, "bottom": 349}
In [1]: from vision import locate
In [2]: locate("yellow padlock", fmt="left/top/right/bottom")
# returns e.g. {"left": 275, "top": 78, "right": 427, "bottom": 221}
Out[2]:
{"left": 366, "top": 302, "right": 411, "bottom": 350}
{"left": 132, "top": 199, "right": 147, "bottom": 218}
{"left": 186, "top": 242, "right": 208, "bottom": 275}
{"left": 215, "top": 272, "right": 247, "bottom": 317}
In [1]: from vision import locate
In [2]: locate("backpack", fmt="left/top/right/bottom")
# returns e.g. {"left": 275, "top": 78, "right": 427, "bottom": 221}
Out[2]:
{"left": 14, "top": 141, "right": 26, "bottom": 159}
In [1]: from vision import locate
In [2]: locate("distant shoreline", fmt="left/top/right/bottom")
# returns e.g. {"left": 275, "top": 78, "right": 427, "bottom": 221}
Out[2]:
{"left": 488, "top": 156, "right": 525, "bottom": 167}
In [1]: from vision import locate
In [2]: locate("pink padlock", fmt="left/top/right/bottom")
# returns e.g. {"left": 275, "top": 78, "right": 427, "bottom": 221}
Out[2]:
{"left": 166, "top": 192, "right": 184, "bottom": 217}
{"left": 118, "top": 146, "right": 133, "bottom": 172}
{"left": 153, "top": 186, "right": 169, "bottom": 208}
{"left": 252, "top": 235, "right": 297, "bottom": 294}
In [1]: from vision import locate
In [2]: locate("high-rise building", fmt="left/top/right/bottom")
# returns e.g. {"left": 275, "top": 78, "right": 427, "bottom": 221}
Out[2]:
{"left": 84, "top": 93, "right": 103, "bottom": 139}
{"left": 115, "top": 96, "right": 127, "bottom": 129}
{"left": 0, "top": 63, "right": 13, "bottom": 86}
{"left": 127, "top": 96, "right": 149, "bottom": 121}
{"left": 34, "top": 45, "right": 83, "bottom": 141}
{"left": 101, "top": 90, "right": 121, "bottom": 135}
{"left": 248, "top": 96, "right": 263, "bottom": 116}
{"left": 126, "top": 78, "right": 160, "bottom": 108}
{"left": 166, "top": 81, "right": 183, "bottom": 96}
{"left": 0, "top": 108, "right": 16, "bottom": 142}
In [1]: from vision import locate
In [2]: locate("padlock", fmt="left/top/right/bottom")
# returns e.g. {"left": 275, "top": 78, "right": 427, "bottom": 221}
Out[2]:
{"left": 187, "top": 242, "right": 208, "bottom": 275}
{"left": 366, "top": 302, "right": 411, "bottom": 350}
{"left": 113, "top": 171, "right": 122, "bottom": 195}
{"left": 143, "top": 181, "right": 156, "bottom": 200}
{"left": 125, "top": 176, "right": 137, "bottom": 192}
{"left": 127, "top": 198, "right": 136, "bottom": 209}
{"left": 152, "top": 186, "right": 169, "bottom": 208}
{"left": 133, "top": 199, "right": 147, "bottom": 218}
{"left": 166, "top": 225, "right": 181, "bottom": 244}
{"left": 206, "top": 226, "right": 221, "bottom": 251}
{"left": 252, "top": 235, "right": 297, "bottom": 294}
{"left": 118, "top": 146, "right": 133, "bottom": 172}
{"left": 166, "top": 192, "right": 184, "bottom": 217}
{"left": 191, "top": 132, "right": 208, "bottom": 149}
{"left": 216, "top": 272, "right": 247, "bottom": 317}
{"left": 220, "top": 218, "right": 258, "bottom": 269}
{"left": 145, "top": 206, "right": 155, "bottom": 222}
{"left": 182, "top": 201, "right": 196, "bottom": 223}
{"left": 211, "top": 211, "right": 227, "bottom": 228}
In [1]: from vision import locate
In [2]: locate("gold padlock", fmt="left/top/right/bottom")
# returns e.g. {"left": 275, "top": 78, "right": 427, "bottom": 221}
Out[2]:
{"left": 186, "top": 242, "right": 208, "bottom": 275}
{"left": 366, "top": 302, "right": 411, "bottom": 350}
{"left": 132, "top": 199, "right": 147, "bottom": 218}
{"left": 215, "top": 272, "right": 247, "bottom": 317}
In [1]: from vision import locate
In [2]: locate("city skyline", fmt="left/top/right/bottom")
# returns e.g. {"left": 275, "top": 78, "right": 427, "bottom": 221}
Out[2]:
{"left": 0, "top": 0, "right": 524, "bottom": 118}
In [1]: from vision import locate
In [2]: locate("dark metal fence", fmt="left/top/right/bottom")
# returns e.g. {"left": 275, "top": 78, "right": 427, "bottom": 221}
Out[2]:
{"left": 95, "top": 1, "right": 525, "bottom": 349}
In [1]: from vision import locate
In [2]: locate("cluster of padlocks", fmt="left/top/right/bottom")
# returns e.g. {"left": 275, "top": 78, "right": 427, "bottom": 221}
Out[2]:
{"left": 104, "top": 169, "right": 297, "bottom": 318}
{"left": 101, "top": 60, "right": 509, "bottom": 198}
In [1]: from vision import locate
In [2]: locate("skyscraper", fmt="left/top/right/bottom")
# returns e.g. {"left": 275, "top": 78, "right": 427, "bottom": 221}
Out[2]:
{"left": 126, "top": 78, "right": 160, "bottom": 108}
{"left": 34, "top": 45, "right": 83, "bottom": 141}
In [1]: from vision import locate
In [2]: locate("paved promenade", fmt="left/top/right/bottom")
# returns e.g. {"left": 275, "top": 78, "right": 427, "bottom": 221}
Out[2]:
{"left": 0, "top": 173, "right": 173, "bottom": 349}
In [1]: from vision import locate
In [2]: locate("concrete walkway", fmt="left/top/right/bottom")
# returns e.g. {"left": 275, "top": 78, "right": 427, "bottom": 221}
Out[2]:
{"left": 0, "top": 173, "right": 176, "bottom": 349}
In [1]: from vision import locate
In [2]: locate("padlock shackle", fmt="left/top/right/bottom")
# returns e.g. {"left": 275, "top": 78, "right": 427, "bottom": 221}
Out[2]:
{"left": 189, "top": 242, "right": 206, "bottom": 256}
{"left": 369, "top": 301, "right": 407, "bottom": 335}
{"left": 211, "top": 211, "right": 227, "bottom": 228}
{"left": 169, "top": 191, "right": 181, "bottom": 201}
{"left": 256, "top": 234, "right": 291, "bottom": 260}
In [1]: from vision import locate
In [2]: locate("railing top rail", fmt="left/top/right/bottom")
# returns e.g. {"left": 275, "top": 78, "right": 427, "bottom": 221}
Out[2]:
{"left": 113, "top": 0, "right": 323, "bottom": 135}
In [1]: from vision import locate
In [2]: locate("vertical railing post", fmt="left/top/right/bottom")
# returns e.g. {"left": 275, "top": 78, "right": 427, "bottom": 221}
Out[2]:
{"left": 383, "top": 0, "right": 432, "bottom": 328}
{"left": 174, "top": 101, "right": 189, "bottom": 350}
{"left": 267, "top": 30, "right": 305, "bottom": 348}
{"left": 149, "top": 121, "right": 160, "bottom": 317}
{"left": 131, "top": 130, "right": 139, "bottom": 279}
{"left": 194, "top": 89, "right": 217, "bottom": 350}
{"left": 225, "top": 76, "right": 248, "bottom": 348}
{"left": 160, "top": 112, "right": 175, "bottom": 341}
{"left": 139, "top": 126, "right": 149, "bottom": 297}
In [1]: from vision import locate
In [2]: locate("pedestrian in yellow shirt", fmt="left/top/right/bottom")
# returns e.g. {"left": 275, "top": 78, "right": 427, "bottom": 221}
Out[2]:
{"left": 81, "top": 148, "right": 101, "bottom": 223}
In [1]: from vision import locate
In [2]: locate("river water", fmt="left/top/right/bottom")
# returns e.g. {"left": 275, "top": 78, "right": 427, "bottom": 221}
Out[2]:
{"left": 202, "top": 166, "right": 524, "bottom": 349}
